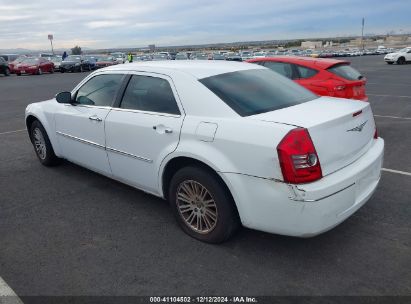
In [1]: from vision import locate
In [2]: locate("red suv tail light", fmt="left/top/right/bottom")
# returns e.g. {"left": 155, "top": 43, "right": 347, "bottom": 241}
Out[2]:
{"left": 277, "top": 128, "right": 323, "bottom": 184}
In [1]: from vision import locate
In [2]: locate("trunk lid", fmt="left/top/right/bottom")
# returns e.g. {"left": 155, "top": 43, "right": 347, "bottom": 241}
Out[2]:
{"left": 249, "top": 97, "right": 376, "bottom": 176}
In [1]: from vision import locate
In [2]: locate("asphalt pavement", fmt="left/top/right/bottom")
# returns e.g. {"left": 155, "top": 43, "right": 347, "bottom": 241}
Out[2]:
{"left": 0, "top": 56, "right": 410, "bottom": 299}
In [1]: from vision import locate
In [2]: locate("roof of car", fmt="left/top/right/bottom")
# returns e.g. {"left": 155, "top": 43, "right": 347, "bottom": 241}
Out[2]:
{"left": 101, "top": 60, "right": 264, "bottom": 79}
{"left": 247, "top": 56, "right": 350, "bottom": 70}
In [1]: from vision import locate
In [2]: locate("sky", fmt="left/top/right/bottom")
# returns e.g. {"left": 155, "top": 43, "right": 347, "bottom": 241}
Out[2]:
{"left": 0, "top": 0, "right": 410, "bottom": 50}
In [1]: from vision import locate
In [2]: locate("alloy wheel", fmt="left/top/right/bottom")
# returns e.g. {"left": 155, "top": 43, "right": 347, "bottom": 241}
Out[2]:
{"left": 33, "top": 128, "right": 47, "bottom": 160}
{"left": 176, "top": 180, "right": 218, "bottom": 234}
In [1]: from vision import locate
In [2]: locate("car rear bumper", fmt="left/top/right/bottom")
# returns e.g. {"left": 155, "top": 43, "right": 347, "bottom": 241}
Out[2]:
{"left": 221, "top": 138, "right": 384, "bottom": 237}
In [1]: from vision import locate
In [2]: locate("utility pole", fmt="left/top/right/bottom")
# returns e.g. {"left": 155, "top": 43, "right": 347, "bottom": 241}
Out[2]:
{"left": 361, "top": 17, "right": 365, "bottom": 51}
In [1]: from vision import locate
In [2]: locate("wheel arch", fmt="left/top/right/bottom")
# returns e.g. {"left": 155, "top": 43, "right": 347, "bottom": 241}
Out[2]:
{"left": 160, "top": 155, "right": 240, "bottom": 220}
{"left": 25, "top": 112, "right": 61, "bottom": 157}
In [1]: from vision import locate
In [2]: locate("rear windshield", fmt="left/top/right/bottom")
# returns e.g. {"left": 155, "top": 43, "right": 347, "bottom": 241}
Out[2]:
{"left": 328, "top": 63, "right": 363, "bottom": 81}
{"left": 200, "top": 69, "right": 317, "bottom": 117}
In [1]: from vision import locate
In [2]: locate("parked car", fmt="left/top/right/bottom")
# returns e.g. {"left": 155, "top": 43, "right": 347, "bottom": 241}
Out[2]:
{"left": 0, "top": 57, "right": 10, "bottom": 76}
{"left": 240, "top": 51, "right": 253, "bottom": 61}
{"left": 211, "top": 53, "right": 226, "bottom": 60}
{"left": 384, "top": 47, "right": 411, "bottom": 65}
{"left": 95, "top": 56, "right": 117, "bottom": 68}
{"left": 60, "top": 56, "right": 92, "bottom": 73}
{"left": 191, "top": 53, "right": 209, "bottom": 60}
{"left": 0, "top": 54, "right": 20, "bottom": 63}
{"left": 84, "top": 55, "right": 99, "bottom": 69}
{"left": 8, "top": 56, "right": 27, "bottom": 73}
{"left": 247, "top": 56, "right": 368, "bottom": 101}
{"left": 175, "top": 52, "right": 189, "bottom": 60}
{"left": 252, "top": 52, "right": 267, "bottom": 59}
{"left": 152, "top": 54, "right": 169, "bottom": 61}
{"left": 25, "top": 61, "right": 383, "bottom": 243}
{"left": 50, "top": 57, "right": 62, "bottom": 71}
{"left": 14, "top": 57, "right": 54, "bottom": 75}
{"left": 111, "top": 52, "right": 126, "bottom": 63}
{"left": 225, "top": 52, "right": 242, "bottom": 61}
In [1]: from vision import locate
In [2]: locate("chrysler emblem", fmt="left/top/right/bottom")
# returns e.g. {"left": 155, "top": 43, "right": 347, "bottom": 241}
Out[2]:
{"left": 347, "top": 120, "right": 367, "bottom": 132}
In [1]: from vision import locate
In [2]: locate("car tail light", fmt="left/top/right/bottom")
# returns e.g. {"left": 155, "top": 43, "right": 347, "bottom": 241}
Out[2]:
{"left": 374, "top": 127, "right": 378, "bottom": 139}
{"left": 277, "top": 128, "right": 323, "bottom": 184}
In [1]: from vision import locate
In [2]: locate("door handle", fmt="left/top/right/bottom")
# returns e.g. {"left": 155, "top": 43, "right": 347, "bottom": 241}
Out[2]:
{"left": 89, "top": 115, "right": 102, "bottom": 122}
{"left": 153, "top": 125, "right": 173, "bottom": 134}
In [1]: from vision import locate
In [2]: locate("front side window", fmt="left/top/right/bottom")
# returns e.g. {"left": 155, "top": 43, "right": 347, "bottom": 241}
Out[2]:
{"left": 295, "top": 65, "right": 318, "bottom": 79}
{"left": 263, "top": 61, "right": 295, "bottom": 79}
{"left": 200, "top": 69, "right": 317, "bottom": 117}
{"left": 75, "top": 74, "right": 124, "bottom": 107}
{"left": 120, "top": 75, "right": 180, "bottom": 115}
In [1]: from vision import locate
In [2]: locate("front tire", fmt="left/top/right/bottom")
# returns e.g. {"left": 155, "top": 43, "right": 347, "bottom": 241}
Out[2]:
{"left": 30, "top": 121, "right": 61, "bottom": 166}
{"left": 37, "top": 68, "right": 42, "bottom": 75}
{"left": 168, "top": 166, "right": 239, "bottom": 243}
{"left": 4, "top": 68, "right": 10, "bottom": 76}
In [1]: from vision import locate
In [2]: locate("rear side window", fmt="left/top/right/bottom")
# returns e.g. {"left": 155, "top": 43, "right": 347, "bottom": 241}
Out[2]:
{"left": 328, "top": 64, "right": 363, "bottom": 80}
{"left": 263, "top": 61, "right": 296, "bottom": 79}
{"left": 200, "top": 69, "right": 316, "bottom": 117}
{"left": 75, "top": 74, "right": 124, "bottom": 107}
{"left": 120, "top": 75, "right": 180, "bottom": 115}
{"left": 295, "top": 65, "right": 318, "bottom": 79}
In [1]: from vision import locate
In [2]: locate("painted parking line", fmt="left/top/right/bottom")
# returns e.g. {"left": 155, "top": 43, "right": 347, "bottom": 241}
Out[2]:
{"left": 0, "top": 276, "right": 23, "bottom": 304}
{"left": 0, "top": 129, "right": 26, "bottom": 136}
{"left": 367, "top": 93, "right": 411, "bottom": 99}
{"left": 374, "top": 115, "right": 411, "bottom": 120}
{"left": 382, "top": 168, "right": 411, "bottom": 177}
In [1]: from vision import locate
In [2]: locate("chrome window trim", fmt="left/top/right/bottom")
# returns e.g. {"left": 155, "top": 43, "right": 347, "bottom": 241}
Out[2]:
{"left": 63, "top": 104, "right": 113, "bottom": 110}
{"left": 109, "top": 107, "right": 181, "bottom": 118}
{"left": 56, "top": 131, "right": 153, "bottom": 163}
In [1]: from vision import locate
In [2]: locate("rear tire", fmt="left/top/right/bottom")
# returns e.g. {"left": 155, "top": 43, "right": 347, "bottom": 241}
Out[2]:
{"left": 168, "top": 166, "right": 239, "bottom": 243}
{"left": 397, "top": 57, "right": 405, "bottom": 65}
{"left": 4, "top": 68, "right": 10, "bottom": 76}
{"left": 30, "top": 120, "right": 61, "bottom": 166}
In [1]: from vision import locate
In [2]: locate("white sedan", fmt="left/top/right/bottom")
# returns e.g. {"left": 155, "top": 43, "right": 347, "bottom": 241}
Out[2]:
{"left": 25, "top": 61, "right": 384, "bottom": 243}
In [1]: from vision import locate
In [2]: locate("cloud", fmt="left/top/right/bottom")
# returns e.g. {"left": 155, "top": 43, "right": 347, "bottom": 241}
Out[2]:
{"left": 86, "top": 21, "right": 126, "bottom": 29}
{"left": 0, "top": 0, "right": 410, "bottom": 50}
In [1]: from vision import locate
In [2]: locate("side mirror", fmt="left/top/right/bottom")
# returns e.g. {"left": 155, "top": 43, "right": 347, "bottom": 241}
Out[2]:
{"left": 56, "top": 91, "right": 72, "bottom": 104}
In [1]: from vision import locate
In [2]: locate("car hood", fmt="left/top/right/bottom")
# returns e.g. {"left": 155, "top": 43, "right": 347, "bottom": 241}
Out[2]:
{"left": 385, "top": 52, "right": 399, "bottom": 57}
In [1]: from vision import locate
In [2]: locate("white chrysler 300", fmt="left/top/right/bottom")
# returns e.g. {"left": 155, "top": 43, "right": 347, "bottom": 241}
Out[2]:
{"left": 25, "top": 61, "right": 384, "bottom": 243}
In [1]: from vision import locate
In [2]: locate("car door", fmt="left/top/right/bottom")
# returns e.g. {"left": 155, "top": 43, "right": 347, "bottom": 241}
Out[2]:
{"left": 105, "top": 73, "right": 184, "bottom": 194}
{"left": 406, "top": 49, "right": 411, "bottom": 61}
{"left": 55, "top": 73, "right": 125, "bottom": 175}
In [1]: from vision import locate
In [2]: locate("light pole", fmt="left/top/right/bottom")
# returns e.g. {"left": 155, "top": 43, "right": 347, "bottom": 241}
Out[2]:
{"left": 48, "top": 34, "right": 54, "bottom": 55}
{"left": 361, "top": 18, "right": 365, "bottom": 51}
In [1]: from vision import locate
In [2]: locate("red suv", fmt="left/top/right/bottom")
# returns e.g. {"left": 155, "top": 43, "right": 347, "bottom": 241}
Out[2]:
{"left": 247, "top": 56, "right": 367, "bottom": 101}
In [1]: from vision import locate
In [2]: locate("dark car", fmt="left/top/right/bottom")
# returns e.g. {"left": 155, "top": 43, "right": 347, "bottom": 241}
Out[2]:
{"left": 84, "top": 55, "right": 99, "bottom": 69}
{"left": 60, "top": 55, "right": 92, "bottom": 73}
{"left": 0, "top": 57, "right": 10, "bottom": 76}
